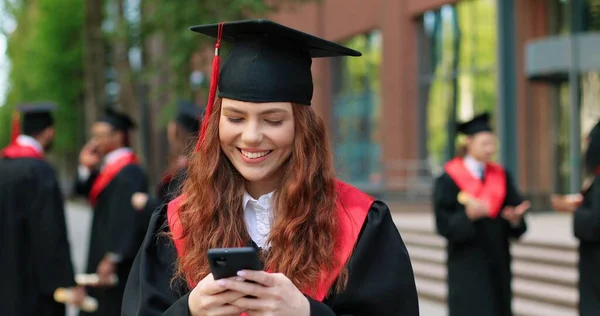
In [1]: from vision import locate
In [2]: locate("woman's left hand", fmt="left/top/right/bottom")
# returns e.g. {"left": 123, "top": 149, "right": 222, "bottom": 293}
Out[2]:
{"left": 217, "top": 270, "right": 310, "bottom": 316}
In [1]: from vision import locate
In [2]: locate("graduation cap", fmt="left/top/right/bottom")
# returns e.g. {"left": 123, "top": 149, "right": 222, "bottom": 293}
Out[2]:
{"left": 189, "top": 19, "right": 362, "bottom": 150}
{"left": 457, "top": 112, "right": 493, "bottom": 136}
{"left": 175, "top": 100, "right": 203, "bottom": 134}
{"left": 11, "top": 102, "right": 57, "bottom": 142}
{"left": 98, "top": 108, "right": 136, "bottom": 132}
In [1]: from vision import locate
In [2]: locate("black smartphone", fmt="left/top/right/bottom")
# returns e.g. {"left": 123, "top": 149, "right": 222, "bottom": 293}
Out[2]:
{"left": 207, "top": 247, "right": 263, "bottom": 280}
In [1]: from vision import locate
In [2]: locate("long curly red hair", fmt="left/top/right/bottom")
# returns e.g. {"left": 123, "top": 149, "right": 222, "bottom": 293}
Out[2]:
{"left": 175, "top": 98, "right": 344, "bottom": 295}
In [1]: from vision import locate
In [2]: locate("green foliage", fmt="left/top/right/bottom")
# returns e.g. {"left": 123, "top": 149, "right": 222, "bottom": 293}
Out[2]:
{"left": 1, "top": 0, "right": 313, "bottom": 153}
{"left": 140, "top": 0, "right": 314, "bottom": 101}
{"left": 1, "top": 0, "right": 84, "bottom": 152}
{"left": 424, "top": 0, "right": 498, "bottom": 166}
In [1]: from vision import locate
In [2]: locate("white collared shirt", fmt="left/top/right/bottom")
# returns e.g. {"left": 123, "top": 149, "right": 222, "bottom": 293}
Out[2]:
{"left": 16, "top": 135, "right": 44, "bottom": 154}
{"left": 464, "top": 155, "right": 485, "bottom": 180}
{"left": 243, "top": 191, "right": 275, "bottom": 249}
{"left": 102, "top": 147, "right": 133, "bottom": 167}
{"left": 78, "top": 147, "right": 133, "bottom": 181}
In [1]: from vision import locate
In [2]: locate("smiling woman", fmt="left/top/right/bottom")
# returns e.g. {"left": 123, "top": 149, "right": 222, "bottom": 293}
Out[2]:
{"left": 122, "top": 19, "right": 419, "bottom": 316}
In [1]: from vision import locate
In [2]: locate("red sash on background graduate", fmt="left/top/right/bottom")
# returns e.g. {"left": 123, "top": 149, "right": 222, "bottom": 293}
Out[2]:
{"left": 89, "top": 152, "right": 139, "bottom": 206}
{"left": 1, "top": 113, "right": 44, "bottom": 159}
{"left": 445, "top": 157, "right": 506, "bottom": 218}
{"left": 166, "top": 180, "right": 374, "bottom": 303}
{"left": 1, "top": 142, "right": 44, "bottom": 159}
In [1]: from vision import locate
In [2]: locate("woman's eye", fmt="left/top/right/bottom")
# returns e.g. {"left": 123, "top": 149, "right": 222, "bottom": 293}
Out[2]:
{"left": 265, "top": 120, "right": 283, "bottom": 126}
{"left": 227, "top": 117, "right": 243, "bottom": 123}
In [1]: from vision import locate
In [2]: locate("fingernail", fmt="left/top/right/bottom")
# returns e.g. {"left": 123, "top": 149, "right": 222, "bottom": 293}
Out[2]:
{"left": 217, "top": 279, "right": 226, "bottom": 286}
{"left": 237, "top": 270, "right": 247, "bottom": 277}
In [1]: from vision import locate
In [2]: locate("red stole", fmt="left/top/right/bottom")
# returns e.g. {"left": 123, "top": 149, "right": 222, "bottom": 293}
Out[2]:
{"left": 444, "top": 157, "right": 507, "bottom": 218}
{"left": 1, "top": 143, "right": 44, "bottom": 159}
{"left": 88, "top": 152, "right": 139, "bottom": 206}
{"left": 166, "top": 180, "right": 374, "bottom": 303}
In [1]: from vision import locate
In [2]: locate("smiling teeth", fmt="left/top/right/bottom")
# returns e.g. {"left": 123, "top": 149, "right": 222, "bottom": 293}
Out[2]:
{"left": 241, "top": 150, "right": 270, "bottom": 159}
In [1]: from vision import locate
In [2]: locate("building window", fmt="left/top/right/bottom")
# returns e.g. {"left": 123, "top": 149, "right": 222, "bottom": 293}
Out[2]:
{"left": 418, "top": 0, "right": 498, "bottom": 169}
{"left": 585, "top": 0, "right": 600, "bottom": 30}
{"left": 331, "top": 30, "right": 382, "bottom": 186}
{"left": 550, "top": 0, "right": 600, "bottom": 32}
{"left": 548, "top": 0, "right": 600, "bottom": 193}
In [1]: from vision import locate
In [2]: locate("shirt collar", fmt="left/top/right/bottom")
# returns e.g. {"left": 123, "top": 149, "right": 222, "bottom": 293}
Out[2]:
{"left": 16, "top": 135, "right": 44, "bottom": 154}
{"left": 104, "top": 147, "right": 133, "bottom": 166}
{"left": 464, "top": 155, "right": 485, "bottom": 177}
{"left": 243, "top": 191, "right": 275, "bottom": 210}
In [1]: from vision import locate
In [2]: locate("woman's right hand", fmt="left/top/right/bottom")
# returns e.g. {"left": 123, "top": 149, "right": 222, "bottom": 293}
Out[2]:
{"left": 188, "top": 273, "right": 247, "bottom": 316}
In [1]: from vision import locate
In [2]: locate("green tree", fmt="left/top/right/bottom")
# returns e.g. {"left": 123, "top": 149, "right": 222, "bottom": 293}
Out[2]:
{"left": 1, "top": 0, "right": 84, "bottom": 154}
{"left": 2, "top": 0, "right": 314, "bottom": 185}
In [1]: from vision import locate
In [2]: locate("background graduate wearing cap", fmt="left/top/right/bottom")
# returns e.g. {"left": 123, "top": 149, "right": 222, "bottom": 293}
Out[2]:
{"left": 73, "top": 108, "right": 148, "bottom": 316}
{"left": 0, "top": 103, "right": 86, "bottom": 316}
{"left": 550, "top": 120, "right": 600, "bottom": 316}
{"left": 131, "top": 100, "right": 202, "bottom": 230}
{"left": 122, "top": 19, "right": 419, "bottom": 316}
{"left": 433, "top": 112, "right": 530, "bottom": 316}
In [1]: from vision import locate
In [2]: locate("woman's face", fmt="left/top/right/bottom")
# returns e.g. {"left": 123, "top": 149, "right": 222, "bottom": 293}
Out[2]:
{"left": 219, "top": 98, "right": 295, "bottom": 194}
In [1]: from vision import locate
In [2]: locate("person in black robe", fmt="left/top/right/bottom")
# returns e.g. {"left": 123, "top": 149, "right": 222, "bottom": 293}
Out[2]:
{"left": 122, "top": 19, "right": 419, "bottom": 316}
{"left": 0, "top": 103, "right": 86, "bottom": 316}
{"left": 433, "top": 113, "right": 530, "bottom": 316}
{"left": 131, "top": 100, "right": 203, "bottom": 224}
{"left": 551, "top": 120, "right": 600, "bottom": 316}
{"left": 123, "top": 201, "right": 419, "bottom": 316}
{"left": 73, "top": 108, "right": 148, "bottom": 316}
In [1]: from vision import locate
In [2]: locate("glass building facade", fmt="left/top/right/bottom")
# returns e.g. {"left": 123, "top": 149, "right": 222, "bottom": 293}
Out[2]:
{"left": 331, "top": 30, "right": 383, "bottom": 186}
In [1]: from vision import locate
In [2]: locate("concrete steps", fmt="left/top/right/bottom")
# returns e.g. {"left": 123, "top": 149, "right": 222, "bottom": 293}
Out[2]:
{"left": 396, "top": 220, "right": 579, "bottom": 316}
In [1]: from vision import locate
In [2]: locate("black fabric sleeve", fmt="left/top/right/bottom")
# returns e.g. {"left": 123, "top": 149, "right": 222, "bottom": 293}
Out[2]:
{"left": 122, "top": 209, "right": 189, "bottom": 316}
{"left": 73, "top": 169, "right": 99, "bottom": 197}
{"left": 574, "top": 176, "right": 600, "bottom": 242}
{"left": 433, "top": 173, "right": 477, "bottom": 243}
{"left": 106, "top": 165, "right": 148, "bottom": 261}
{"left": 28, "top": 163, "right": 77, "bottom": 294}
{"left": 315, "top": 201, "right": 420, "bottom": 315}
{"left": 503, "top": 171, "right": 527, "bottom": 238}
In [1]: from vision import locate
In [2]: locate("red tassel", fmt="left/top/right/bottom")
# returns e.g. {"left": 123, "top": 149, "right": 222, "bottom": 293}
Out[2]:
{"left": 10, "top": 111, "right": 20, "bottom": 144}
{"left": 195, "top": 22, "right": 225, "bottom": 152}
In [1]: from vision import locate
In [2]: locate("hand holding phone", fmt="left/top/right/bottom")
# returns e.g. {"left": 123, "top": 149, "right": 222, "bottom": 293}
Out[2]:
{"left": 187, "top": 273, "right": 247, "bottom": 316}
{"left": 207, "top": 247, "right": 263, "bottom": 280}
{"left": 187, "top": 247, "right": 264, "bottom": 316}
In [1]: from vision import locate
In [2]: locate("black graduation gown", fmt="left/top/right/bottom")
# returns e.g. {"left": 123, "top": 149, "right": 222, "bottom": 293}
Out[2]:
{"left": 573, "top": 176, "right": 600, "bottom": 316}
{"left": 0, "top": 157, "right": 77, "bottom": 316}
{"left": 121, "top": 201, "right": 420, "bottom": 315}
{"left": 433, "top": 171, "right": 527, "bottom": 316}
{"left": 74, "top": 164, "right": 148, "bottom": 316}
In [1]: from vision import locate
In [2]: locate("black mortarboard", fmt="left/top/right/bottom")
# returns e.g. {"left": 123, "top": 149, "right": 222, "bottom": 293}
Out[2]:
{"left": 190, "top": 19, "right": 362, "bottom": 151}
{"left": 98, "top": 108, "right": 136, "bottom": 132}
{"left": 457, "top": 112, "right": 493, "bottom": 136}
{"left": 190, "top": 19, "right": 362, "bottom": 106}
{"left": 175, "top": 100, "right": 203, "bottom": 133}
{"left": 14, "top": 102, "right": 57, "bottom": 138}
